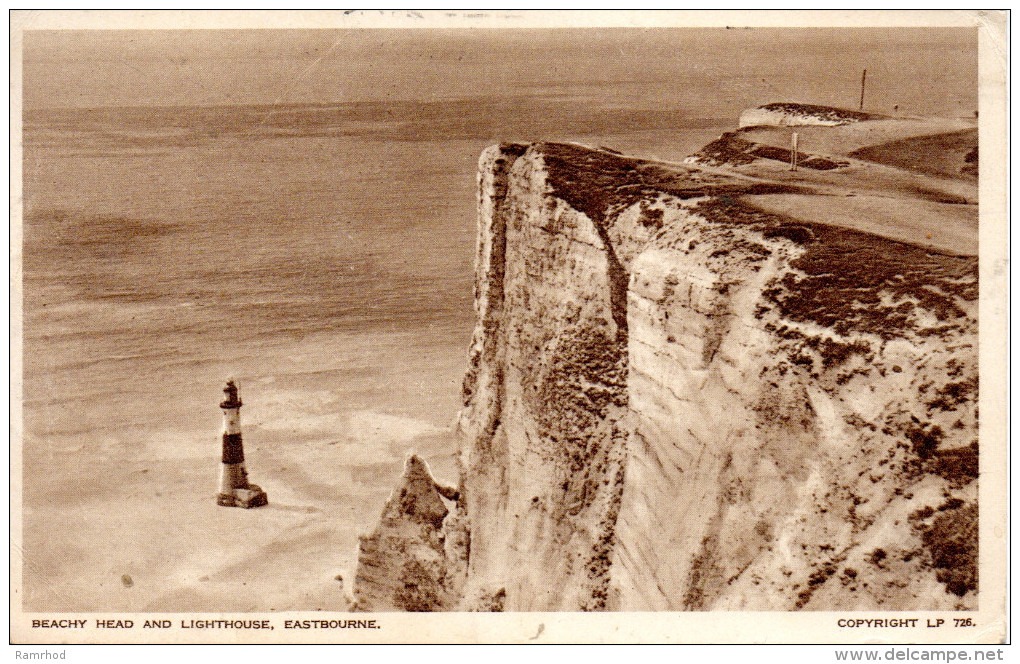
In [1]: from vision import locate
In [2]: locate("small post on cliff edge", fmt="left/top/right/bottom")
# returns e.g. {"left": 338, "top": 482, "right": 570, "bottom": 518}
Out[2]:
{"left": 790, "top": 132, "right": 799, "bottom": 172}
{"left": 859, "top": 69, "right": 867, "bottom": 111}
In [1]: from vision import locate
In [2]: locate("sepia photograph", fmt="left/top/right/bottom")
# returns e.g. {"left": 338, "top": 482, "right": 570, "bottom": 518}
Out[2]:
{"left": 10, "top": 9, "right": 1007, "bottom": 645}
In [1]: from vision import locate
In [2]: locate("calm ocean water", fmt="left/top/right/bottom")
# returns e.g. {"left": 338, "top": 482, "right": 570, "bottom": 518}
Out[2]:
{"left": 21, "top": 99, "right": 730, "bottom": 462}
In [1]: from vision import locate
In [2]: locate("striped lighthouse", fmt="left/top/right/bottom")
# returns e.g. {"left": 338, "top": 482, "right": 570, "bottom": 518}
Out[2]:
{"left": 216, "top": 379, "right": 268, "bottom": 508}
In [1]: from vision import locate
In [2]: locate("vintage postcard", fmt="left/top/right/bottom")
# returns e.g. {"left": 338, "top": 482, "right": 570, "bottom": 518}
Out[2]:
{"left": 10, "top": 10, "right": 1008, "bottom": 645}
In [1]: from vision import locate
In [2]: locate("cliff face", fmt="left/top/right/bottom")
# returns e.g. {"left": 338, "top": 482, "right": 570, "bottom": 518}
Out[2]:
{"left": 611, "top": 197, "right": 977, "bottom": 610}
{"left": 353, "top": 118, "right": 979, "bottom": 611}
{"left": 455, "top": 144, "right": 642, "bottom": 610}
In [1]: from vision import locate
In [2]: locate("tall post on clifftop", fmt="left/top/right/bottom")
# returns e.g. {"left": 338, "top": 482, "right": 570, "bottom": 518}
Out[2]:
{"left": 859, "top": 69, "right": 867, "bottom": 111}
{"left": 790, "top": 132, "right": 799, "bottom": 172}
{"left": 216, "top": 379, "right": 268, "bottom": 508}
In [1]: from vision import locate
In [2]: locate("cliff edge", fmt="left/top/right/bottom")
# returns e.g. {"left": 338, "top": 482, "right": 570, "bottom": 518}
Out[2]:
{"left": 353, "top": 109, "right": 979, "bottom": 611}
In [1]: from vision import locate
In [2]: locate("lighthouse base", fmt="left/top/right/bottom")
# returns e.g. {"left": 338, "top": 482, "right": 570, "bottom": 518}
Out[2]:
{"left": 217, "top": 484, "right": 268, "bottom": 509}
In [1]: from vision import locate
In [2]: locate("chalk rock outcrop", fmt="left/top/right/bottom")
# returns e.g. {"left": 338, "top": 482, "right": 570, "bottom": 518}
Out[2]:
{"left": 352, "top": 116, "right": 978, "bottom": 611}
{"left": 352, "top": 454, "right": 460, "bottom": 611}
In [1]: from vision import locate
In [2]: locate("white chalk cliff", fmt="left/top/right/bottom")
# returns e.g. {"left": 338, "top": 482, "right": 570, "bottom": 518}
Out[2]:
{"left": 352, "top": 108, "right": 979, "bottom": 612}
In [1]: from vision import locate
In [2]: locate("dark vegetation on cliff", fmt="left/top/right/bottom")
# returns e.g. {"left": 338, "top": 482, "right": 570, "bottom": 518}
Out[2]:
{"left": 692, "top": 197, "right": 978, "bottom": 339}
{"left": 692, "top": 132, "right": 850, "bottom": 170}
{"left": 538, "top": 142, "right": 801, "bottom": 225}
{"left": 755, "top": 102, "right": 874, "bottom": 123}
{"left": 911, "top": 500, "right": 979, "bottom": 597}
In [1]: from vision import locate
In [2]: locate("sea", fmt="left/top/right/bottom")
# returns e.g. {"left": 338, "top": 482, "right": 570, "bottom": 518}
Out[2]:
{"left": 21, "top": 97, "right": 732, "bottom": 460}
